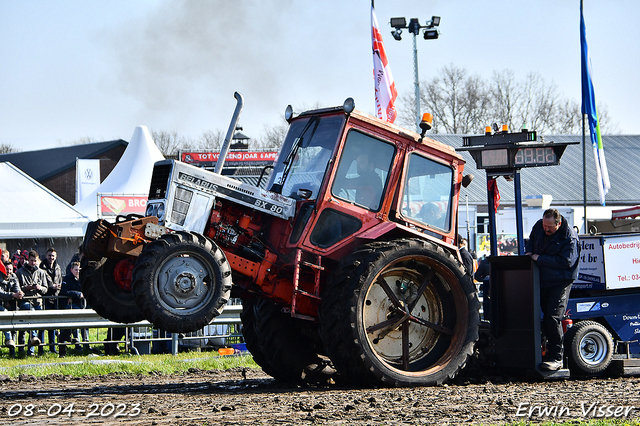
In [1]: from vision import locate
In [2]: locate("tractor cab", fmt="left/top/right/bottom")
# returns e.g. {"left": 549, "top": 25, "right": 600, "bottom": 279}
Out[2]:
{"left": 267, "top": 99, "right": 464, "bottom": 260}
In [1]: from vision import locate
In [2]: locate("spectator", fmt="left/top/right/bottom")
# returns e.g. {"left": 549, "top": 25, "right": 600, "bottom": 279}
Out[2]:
{"left": 59, "top": 262, "right": 90, "bottom": 356}
{"left": 474, "top": 255, "right": 491, "bottom": 320}
{"left": 16, "top": 250, "right": 49, "bottom": 356}
{"left": 104, "top": 327, "right": 126, "bottom": 356}
{"left": 1, "top": 250, "right": 10, "bottom": 265}
{"left": 67, "top": 250, "right": 90, "bottom": 351}
{"left": 11, "top": 250, "right": 28, "bottom": 270}
{"left": 458, "top": 235, "right": 474, "bottom": 278}
{"left": 475, "top": 255, "right": 490, "bottom": 283}
{"left": 40, "top": 248, "right": 62, "bottom": 354}
{"left": 66, "top": 247, "right": 86, "bottom": 275}
{"left": 1, "top": 258, "right": 24, "bottom": 357}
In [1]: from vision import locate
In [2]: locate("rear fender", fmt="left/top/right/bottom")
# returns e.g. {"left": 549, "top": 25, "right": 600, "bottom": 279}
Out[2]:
{"left": 354, "top": 221, "right": 459, "bottom": 258}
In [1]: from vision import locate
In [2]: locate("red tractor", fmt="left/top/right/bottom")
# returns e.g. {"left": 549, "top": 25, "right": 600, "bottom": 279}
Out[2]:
{"left": 81, "top": 94, "right": 479, "bottom": 387}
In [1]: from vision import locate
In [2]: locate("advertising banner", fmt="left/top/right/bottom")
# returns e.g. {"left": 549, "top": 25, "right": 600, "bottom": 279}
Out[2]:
{"left": 574, "top": 236, "right": 606, "bottom": 290}
{"left": 603, "top": 234, "right": 640, "bottom": 289}
{"left": 180, "top": 151, "right": 278, "bottom": 167}
{"left": 99, "top": 195, "right": 147, "bottom": 217}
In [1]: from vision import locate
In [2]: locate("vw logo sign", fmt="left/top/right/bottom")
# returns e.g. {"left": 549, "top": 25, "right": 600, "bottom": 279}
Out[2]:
{"left": 84, "top": 168, "right": 94, "bottom": 180}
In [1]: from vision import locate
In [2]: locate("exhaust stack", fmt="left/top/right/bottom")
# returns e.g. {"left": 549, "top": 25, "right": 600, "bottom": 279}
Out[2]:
{"left": 214, "top": 92, "right": 244, "bottom": 174}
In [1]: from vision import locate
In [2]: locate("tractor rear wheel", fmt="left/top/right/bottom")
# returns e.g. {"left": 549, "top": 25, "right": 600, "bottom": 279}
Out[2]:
{"left": 133, "top": 231, "right": 232, "bottom": 333}
{"left": 250, "top": 298, "right": 335, "bottom": 384}
{"left": 320, "top": 239, "right": 480, "bottom": 387}
{"left": 81, "top": 258, "right": 145, "bottom": 324}
{"left": 240, "top": 298, "right": 279, "bottom": 379}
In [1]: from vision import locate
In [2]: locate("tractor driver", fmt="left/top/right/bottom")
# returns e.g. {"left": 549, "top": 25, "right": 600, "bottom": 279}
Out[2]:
{"left": 419, "top": 202, "right": 444, "bottom": 229}
{"left": 335, "top": 151, "right": 383, "bottom": 210}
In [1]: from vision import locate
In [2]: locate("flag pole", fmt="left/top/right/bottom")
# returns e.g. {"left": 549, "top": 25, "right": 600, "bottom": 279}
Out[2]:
{"left": 582, "top": 113, "right": 587, "bottom": 234}
{"left": 581, "top": 0, "right": 588, "bottom": 234}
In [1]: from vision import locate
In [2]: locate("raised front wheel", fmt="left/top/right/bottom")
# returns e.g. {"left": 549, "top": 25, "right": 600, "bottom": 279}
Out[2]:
{"left": 133, "top": 231, "right": 232, "bottom": 333}
{"left": 320, "top": 239, "right": 480, "bottom": 387}
{"left": 81, "top": 258, "right": 145, "bottom": 324}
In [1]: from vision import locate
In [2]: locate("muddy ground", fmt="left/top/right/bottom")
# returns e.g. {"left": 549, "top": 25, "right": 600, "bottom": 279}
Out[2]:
{"left": 1, "top": 368, "right": 640, "bottom": 425}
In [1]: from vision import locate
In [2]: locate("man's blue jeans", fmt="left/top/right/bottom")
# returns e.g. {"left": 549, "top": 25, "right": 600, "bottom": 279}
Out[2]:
{"left": 16, "top": 301, "right": 42, "bottom": 355}
{"left": 0, "top": 305, "right": 13, "bottom": 343}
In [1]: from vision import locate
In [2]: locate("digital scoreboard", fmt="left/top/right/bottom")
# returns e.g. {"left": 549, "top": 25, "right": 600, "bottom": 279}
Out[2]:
{"left": 457, "top": 129, "right": 577, "bottom": 173}
{"left": 456, "top": 126, "right": 578, "bottom": 258}
{"left": 480, "top": 146, "right": 559, "bottom": 168}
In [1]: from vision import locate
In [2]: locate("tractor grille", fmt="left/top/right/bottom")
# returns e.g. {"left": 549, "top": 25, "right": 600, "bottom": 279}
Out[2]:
{"left": 148, "top": 163, "right": 173, "bottom": 200}
{"left": 171, "top": 187, "right": 193, "bottom": 226}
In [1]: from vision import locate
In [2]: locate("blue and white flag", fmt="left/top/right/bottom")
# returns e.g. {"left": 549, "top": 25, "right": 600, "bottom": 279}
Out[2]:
{"left": 581, "top": 0, "right": 610, "bottom": 205}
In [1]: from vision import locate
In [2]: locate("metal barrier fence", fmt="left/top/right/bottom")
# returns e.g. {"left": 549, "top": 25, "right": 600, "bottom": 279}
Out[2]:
{"left": 0, "top": 305, "right": 243, "bottom": 356}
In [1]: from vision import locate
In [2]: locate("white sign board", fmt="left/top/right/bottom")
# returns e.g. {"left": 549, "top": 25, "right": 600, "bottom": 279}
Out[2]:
{"left": 76, "top": 159, "right": 101, "bottom": 203}
{"left": 603, "top": 234, "right": 640, "bottom": 289}
{"left": 574, "top": 236, "right": 606, "bottom": 289}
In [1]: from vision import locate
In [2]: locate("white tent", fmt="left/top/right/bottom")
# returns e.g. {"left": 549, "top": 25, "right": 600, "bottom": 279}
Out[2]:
{"left": 0, "top": 162, "right": 90, "bottom": 238}
{"left": 74, "top": 126, "right": 165, "bottom": 220}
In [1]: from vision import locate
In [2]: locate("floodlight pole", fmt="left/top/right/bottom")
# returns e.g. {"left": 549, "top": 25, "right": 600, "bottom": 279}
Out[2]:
{"left": 412, "top": 33, "right": 421, "bottom": 133}
{"left": 390, "top": 16, "right": 440, "bottom": 134}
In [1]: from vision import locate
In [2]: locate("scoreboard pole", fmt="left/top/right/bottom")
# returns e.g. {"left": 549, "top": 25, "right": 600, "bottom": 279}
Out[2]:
{"left": 514, "top": 170, "right": 525, "bottom": 255}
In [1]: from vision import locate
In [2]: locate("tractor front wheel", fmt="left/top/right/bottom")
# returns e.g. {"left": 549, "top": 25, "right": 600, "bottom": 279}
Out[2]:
{"left": 133, "top": 231, "right": 232, "bottom": 333}
{"left": 81, "top": 258, "right": 145, "bottom": 324}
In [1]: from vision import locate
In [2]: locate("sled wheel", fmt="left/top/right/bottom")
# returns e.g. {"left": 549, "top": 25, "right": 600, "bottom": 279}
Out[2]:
{"left": 565, "top": 320, "right": 613, "bottom": 375}
{"left": 81, "top": 258, "right": 145, "bottom": 324}
{"left": 320, "top": 239, "right": 480, "bottom": 387}
{"left": 133, "top": 231, "right": 232, "bottom": 333}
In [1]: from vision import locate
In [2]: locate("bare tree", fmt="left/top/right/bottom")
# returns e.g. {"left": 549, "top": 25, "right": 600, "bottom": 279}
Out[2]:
{"left": 422, "top": 64, "right": 466, "bottom": 133}
{"left": 553, "top": 99, "right": 582, "bottom": 134}
{"left": 150, "top": 130, "right": 189, "bottom": 156}
{"left": 399, "top": 65, "right": 615, "bottom": 135}
{"left": 459, "top": 74, "right": 492, "bottom": 134}
{"left": 0, "top": 143, "right": 19, "bottom": 154}
{"left": 195, "top": 129, "right": 225, "bottom": 150}
{"left": 256, "top": 122, "right": 288, "bottom": 150}
{"left": 396, "top": 91, "right": 418, "bottom": 130}
{"left": 416, "top": 64, "right": 492, "bottom": 134}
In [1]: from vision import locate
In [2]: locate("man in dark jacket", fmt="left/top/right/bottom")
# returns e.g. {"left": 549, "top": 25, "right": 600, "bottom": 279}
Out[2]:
{"left": 458, "top": 235, "right": 474, "bottom": 278}
{"left": 16, "top": 250, "right": 49, "bottom": 356}
{"left": 1, "top": 258, "right": 24, "bottom": 357}
{"left": 40, "top": 248, "right": 62, "bottom": 354}
{"left": 59, "top": 261, "right": 86, "bottom": 356}
{"left": 525, "top": 208, "right": 580, "bottom": 371}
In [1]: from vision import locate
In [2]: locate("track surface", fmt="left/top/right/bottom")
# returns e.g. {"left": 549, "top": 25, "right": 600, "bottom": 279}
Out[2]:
{"left": 1, "top": 368, "right": 640, "bottom": 425}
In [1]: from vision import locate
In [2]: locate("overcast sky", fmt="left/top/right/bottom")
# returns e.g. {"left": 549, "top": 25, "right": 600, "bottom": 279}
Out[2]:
{"left": 1, "top": 0, "right": 638, "bottom": 152}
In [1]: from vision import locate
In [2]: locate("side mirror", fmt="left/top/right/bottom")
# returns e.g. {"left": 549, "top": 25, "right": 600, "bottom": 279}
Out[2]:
{"left": 462, "top": 174, "right": 474, "bottom": 188}
{"left": 297, "top": 189, "right": 313, "bottom": 200}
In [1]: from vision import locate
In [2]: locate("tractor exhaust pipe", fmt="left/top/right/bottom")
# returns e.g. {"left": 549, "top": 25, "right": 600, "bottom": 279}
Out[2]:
{"left": 214, "top": 92, "right": 244, "bottom": 174}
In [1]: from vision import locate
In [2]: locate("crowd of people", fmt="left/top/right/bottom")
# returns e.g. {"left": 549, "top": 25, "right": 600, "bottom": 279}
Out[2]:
{"left": 0, "top": 247, "right": 91, "bottom": 357}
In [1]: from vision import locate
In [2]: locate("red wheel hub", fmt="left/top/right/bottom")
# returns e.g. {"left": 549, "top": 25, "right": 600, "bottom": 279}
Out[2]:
{"left": 113, "top": 258, "right": 135, "bottom": 292}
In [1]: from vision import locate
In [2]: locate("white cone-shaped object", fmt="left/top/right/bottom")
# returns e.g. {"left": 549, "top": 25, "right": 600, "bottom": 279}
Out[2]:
{"left": 74, "top": 126, "right": 165, "bottom": 220}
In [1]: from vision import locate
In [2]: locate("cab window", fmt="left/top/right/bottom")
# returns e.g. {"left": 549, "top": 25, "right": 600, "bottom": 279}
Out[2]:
{"left": 401, "top": 153, "right": 453, "bottom": 231}
{"left": 331, "top": 130, "right": 395, "bottom": 211}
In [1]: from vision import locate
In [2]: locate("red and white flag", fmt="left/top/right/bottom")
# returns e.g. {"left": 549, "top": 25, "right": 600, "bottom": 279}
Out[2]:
{"left": 372, "top": 6, "right": 397, "bottom": 123}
